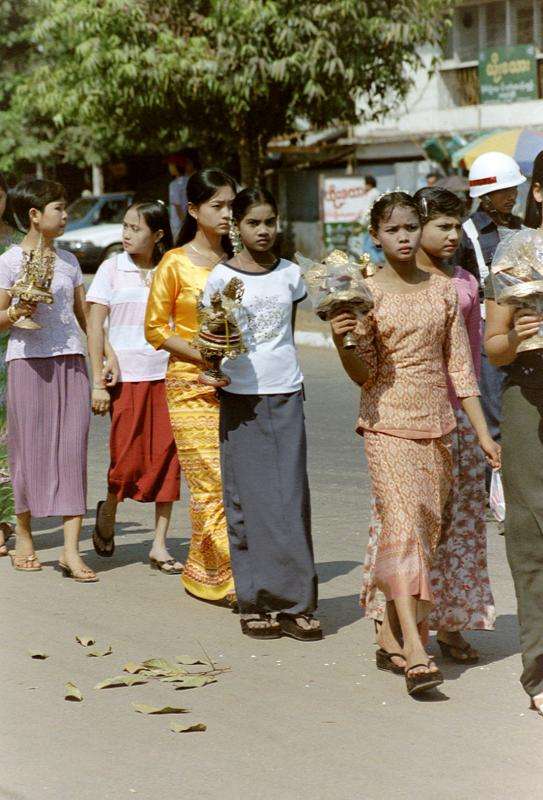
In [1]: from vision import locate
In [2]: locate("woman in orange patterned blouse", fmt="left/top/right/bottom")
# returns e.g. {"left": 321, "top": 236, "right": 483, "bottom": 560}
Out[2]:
{"left": 331, "top": 192, "right": 500, "bottom": 696}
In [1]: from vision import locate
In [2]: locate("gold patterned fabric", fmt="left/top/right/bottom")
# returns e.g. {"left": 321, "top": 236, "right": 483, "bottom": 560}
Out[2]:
{"left": 145, "top": 248, "right": 234, "bottom": 600}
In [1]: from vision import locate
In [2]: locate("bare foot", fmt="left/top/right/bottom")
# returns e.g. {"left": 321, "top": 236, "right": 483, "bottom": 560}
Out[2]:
{"left": 241, "top": 614, "right": 279, "bottom": 631}
{"left": 149, "top": 547, "right": 183, "bottom": 572}
{"left": 59, "top": 551, "right": 97, "bottom": 580}
{"left": 376, "top": 620, "right": 406, "bottom": 669}
{"left": 404, "top": 645, "right": 440, "bottom": 676}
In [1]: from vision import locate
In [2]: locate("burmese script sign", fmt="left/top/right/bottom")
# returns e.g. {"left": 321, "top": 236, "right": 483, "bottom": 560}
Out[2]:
{"left": 321, "top": 177, "right": 368, "bottom": 252}
{"left": 479, "top": 45, "right": 537, "bottom": 105}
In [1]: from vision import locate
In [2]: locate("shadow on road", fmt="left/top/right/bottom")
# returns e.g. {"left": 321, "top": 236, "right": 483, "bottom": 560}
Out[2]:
{"left": 317, "top": 559, "right": 361, "bottom": 583}
{"left": 318, "top": 593, "right": 364, "bottom": 635}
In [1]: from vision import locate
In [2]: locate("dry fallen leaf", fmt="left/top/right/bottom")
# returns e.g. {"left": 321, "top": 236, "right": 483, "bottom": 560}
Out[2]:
{"left": 171, "top": 676, "right": 217, "bottom": 690}
{"left": 29, "top": 651, "right": 49, "bottom": 659}
{"left": 175, "top": 655, "right": 207, "bottom": 666}
{"left": 94, "top": 675, "right": 148, "bottom": 690}
{"left": 123, "top": 662, "right": 151, "bottom": 675}
{"left": 170, "top": 722, "right": 207, "bottom": 733}
{"left": 75, "top": 635, "right": 95, "bottom": 647}
{"left": 132, "top": 703, "right": 190, "bottom": 715}
{"left": 65, "top": 682, "right": 83, "bottom": 701}
{"left": 87, "top": 645, "right": 113, "bottom": 658}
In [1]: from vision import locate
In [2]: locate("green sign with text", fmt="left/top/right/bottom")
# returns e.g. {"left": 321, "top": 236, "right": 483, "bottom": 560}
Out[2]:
{"left": 479, "top": 45, "right": 537, "bottom": 104}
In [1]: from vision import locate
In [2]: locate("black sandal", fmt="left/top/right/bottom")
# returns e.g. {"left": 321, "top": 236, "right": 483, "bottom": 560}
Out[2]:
{"left": 375, "top": 648, "right": 405, "bottom": 675}
{"left": 92, "top": 501, "right": 115, "bottom": 558}
{"left": 405, "top": 660, "right": 443, "bottom": 696}
{"left": 277, "top": 614, "right": 323, "bottom": 642}
{"left": 437, "top": 638, "right": 479, "bottom": 663}
{"left": 240, "top": 614, "right": 282, "bottom": 640}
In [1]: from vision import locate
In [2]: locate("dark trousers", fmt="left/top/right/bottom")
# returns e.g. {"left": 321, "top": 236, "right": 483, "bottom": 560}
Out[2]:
{"left": 502, "top": 385, "right": 543, "bottom": 699}
{"left": 219, "top": 389, "right": 318, "bottom": 616}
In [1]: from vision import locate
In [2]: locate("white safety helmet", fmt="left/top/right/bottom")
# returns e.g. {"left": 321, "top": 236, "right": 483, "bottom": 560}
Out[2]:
{"left": 468, "top": 151, "right": 526, "bottom": 198}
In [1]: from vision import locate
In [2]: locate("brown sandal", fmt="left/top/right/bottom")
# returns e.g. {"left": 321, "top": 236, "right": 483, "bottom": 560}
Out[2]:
{"left": 437, "top": 638, "right": 479, "bottom": 663}
{"left": 405, "top": 660, "right": 443, "bottom": 696}
{"left": 149, "top": 556, "right": 183, "bottom": 574}
{"left": 240, "top": 614, "right": 282, "bottom": 640}
{"left": 0, "top": 523, "right": 13, "bottom": 557}
{"left": 9, "top": 552, "right": 42, "bottom": 572}
{"left": 59, "top": 561, "right": 99, "bottom": 583}
{"left": 277, "top": 614, "right": 323, "bottom": 641}
{"left": 92, "top": 501, "right": 115, "bottom": 558}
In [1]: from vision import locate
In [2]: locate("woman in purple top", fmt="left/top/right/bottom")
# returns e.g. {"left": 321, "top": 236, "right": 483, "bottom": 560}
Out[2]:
{"left": 362, "top": 188, "right": 496, "bottom": 669}
{"left": 0, "top": 180, "right": 100, "bottom": 581}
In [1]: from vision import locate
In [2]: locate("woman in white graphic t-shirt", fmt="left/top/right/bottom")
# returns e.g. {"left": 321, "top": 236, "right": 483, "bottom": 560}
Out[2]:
{"left": 203, "top": 188, "right": 322, "bottom": 642}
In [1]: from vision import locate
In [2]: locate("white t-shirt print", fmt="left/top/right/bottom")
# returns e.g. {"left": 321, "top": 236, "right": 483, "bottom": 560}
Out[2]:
{"left": 203, "top": 258, "right": 307, "bottom": 395}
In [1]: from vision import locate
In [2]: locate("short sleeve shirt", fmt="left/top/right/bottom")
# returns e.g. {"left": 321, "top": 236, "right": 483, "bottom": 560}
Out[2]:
{"left": 203, "top": 258, "right": 306, "bottom": 395}
{"left": 0, "top": 245, "right": 86, "bottom": 361}
{"left": 87, "top": 252, "right": 169, "bottom": 382}
{"left": 169, "top": 176, "right": 188, "bottom": 237}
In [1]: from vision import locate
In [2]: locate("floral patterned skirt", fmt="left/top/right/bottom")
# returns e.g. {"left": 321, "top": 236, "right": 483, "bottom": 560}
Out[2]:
{"left": 0, "top": 330, "right": 14, "bottom": 525}
{"left": 361, "top": 409, "right": 496, "bottom": 631}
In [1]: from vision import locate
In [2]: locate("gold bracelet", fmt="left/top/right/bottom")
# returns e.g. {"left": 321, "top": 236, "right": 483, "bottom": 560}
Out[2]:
{"left": 6, "top": 306, "right": 18, "bottom": 324}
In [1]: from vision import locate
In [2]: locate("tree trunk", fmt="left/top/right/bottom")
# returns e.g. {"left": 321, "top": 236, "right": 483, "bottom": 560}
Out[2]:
{"left": 237, "top": 128, "right": 266, "bottom": 188}
{"left": 35, "top": 163, "right": 44, "bottom": 179}
{"left": 92, "top": 164, "right": 104, "bottom": 195}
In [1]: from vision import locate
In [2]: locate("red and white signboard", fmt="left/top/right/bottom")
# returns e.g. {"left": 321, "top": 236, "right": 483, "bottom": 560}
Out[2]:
{"left": 321, "top": 177, "right": 368, "bottom": 223}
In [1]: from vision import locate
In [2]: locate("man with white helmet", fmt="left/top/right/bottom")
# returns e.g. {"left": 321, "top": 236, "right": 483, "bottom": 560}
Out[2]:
{"left": 456, "top": 152, "right": 526, "bottom": 489}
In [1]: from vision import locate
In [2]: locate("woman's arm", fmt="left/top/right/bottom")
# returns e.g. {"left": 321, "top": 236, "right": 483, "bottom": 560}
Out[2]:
{"left": 330, "top": 311, "right": 373, "bottom": 387}
{"left": 484, "top": 299, "right": 540, "bottom": 366}
{"left": 73, "top": 284, "right": 88, "bottom": 334}
{"left": 87, "top": 303, "right": 111, "bottom": 415}
{"left": 460, "top": 395, "right": 501, "bottom": 468}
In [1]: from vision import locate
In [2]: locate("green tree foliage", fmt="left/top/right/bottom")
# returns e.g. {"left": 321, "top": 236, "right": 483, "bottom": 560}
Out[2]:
{"left": 0, "top": 0, "right": 453, "bottom": 184}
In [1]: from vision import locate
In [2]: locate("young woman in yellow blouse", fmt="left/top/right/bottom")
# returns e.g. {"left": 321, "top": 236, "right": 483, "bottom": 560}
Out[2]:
{"left": 145, "top": 169, "right": 236, "bottom": 604}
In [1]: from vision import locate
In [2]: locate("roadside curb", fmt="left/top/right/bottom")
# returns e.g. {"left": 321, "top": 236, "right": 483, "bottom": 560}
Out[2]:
{"left": 294, "top": 330, "right": 334, "bottom": 349}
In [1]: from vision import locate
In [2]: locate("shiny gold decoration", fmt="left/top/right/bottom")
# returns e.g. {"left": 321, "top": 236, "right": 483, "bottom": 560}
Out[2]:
{"left": 8, "top": 236, "right": 55, "bottom": 330}
{"left": 193, "top": 277, "right": 246, "bottom": 383}
{"left": 296, "top": 249, "right": 374, "bottom": 350}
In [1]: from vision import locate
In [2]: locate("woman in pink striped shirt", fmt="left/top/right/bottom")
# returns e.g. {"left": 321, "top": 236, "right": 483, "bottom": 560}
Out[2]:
{"left": 88, "top": 200, "right": 182, "bottom": 573}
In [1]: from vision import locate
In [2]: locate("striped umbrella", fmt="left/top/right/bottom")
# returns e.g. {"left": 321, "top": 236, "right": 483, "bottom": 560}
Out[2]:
{"left": 451, "top": 128, "right": 543, "bottom": 175}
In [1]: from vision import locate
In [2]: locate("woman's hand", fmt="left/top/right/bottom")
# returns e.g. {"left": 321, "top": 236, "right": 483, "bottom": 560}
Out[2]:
{"left": 479, "top": 435, "right": 501, "bottom": 470}
{"left": 198, "top": 372, "right": 231, "bottom": 389}
{"left": 12, "top": 301, "right": 38, "bottom": 321}
{"left": 102, "top": 352, "right": 120, "bottom": 387}
{"left": 330, "top": 310, "right": 358, "bottom": 339}
{"left": 511, "top": 307, "right": 542, "bottom": 343}
{"left": 92, "top": 387, "right": 110, "bottom": 416}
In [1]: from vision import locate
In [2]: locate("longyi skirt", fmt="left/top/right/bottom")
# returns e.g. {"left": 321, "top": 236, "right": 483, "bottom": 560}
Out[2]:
{"left": 7, "top": 355, "right": 90, "bottom": 518}
{"left": 108, "top": 379, "right": 180, "bottom": 503}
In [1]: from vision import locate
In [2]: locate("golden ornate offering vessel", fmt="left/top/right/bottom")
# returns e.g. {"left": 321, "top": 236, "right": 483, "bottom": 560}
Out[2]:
{"left": 193, "top": 277, "right": 246, "bottom": 383}
{"left": 8, "top": 236, "right": 55, "bottom": 330}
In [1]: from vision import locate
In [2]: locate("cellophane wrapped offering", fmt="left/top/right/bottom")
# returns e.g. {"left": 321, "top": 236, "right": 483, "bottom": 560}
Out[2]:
{"left": 295, "top": 250, "right": 374, "bottom": 349}
{"left": 491, "top": 229, "right": 543, "bottom": 353}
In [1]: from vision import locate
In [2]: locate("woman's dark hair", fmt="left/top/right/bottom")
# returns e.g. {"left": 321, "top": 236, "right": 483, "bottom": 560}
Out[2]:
{"left": 231, "top": 187, "right": 277, "bottom": 223}
{"left": 0, "top": 171, "right": 15, "bottom": 228}
{"left": 11, "top": 179, "right": 66, "bottom": 232}
{"left": 128, "top": 198, "right": 173, "bottom": 265}
{"left": 370, "top": 191, "right": 421, "bottom": 230}
{"left": 525, "top": 150, "right": 543, "bottom": 229}
{"left": 365, "top": 174, "right": 377, "bottom": 188}
{"left": 414, "top": 187, "right": 465, "bottom": 223}
{"left": 176, "top": 167, "right": 236, "bottom": 253}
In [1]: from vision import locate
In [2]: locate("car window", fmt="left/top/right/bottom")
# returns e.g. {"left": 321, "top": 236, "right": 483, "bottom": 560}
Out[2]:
{"left": 99, "top": 199, "right": 129, "bottom": 224}
{"left": 67, "top": 197, "right": 96, "bottom": 221}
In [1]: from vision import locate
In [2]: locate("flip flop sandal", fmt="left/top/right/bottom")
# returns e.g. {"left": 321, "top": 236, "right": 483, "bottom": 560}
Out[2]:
{"left": 405, "top": 661, "right": 443, "bottom": 696}
{"left": 240, "top": 615, "right": 282, "bottom": 640}
{"left": 149, "top": 557, "right": 184, "bottom": 574}
{"left": 9, "top": 552, "right": 42, "bottom": 572}
{"left": 437, "top": 639, "right": 479, "bottom": 663}
{"left": 59, "top": 561, "right": 99, "bottom": 583}
{"left": 92, "top": 500, "right": 115, "bottom": 558}
{"left": 277, "top": 614, "right": 323, "bottom": 642}
{"left": 375, "top": 648, "right": 406, "bottom": 675}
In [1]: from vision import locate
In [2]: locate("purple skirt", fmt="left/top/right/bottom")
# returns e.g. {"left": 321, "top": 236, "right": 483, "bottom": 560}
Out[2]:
{"left": 7, "top": 355, "right": 90, "bottom": 517}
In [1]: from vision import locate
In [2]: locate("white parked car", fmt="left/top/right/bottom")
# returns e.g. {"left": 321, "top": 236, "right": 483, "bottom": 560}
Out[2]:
{"left": 57, "top": 223, "right": 124, "bottom": 272}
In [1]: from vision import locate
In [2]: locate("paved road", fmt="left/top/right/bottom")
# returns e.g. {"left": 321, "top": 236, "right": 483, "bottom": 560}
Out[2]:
{"left": 1, "top": 347, "right": 539, "bottom": 800}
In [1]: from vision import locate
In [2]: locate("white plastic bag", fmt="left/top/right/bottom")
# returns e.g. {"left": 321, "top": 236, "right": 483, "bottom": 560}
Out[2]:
{"left": 489, "top": 469, "right": 506, "bottom": 523}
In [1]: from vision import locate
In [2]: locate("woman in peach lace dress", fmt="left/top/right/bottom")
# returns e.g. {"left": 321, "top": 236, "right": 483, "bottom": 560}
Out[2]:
{"left": 331, "top": 192, "right": 500, "bottom": 696}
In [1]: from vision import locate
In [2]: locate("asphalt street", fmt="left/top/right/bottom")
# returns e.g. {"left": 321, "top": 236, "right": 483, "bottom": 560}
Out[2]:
{"left": 1, "top": 346, "right": 540, "bottom": 800}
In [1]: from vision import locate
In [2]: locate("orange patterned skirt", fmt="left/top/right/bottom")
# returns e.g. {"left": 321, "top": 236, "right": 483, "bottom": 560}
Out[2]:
{"left": 165, "top": 374, "right": 234, "bottom": 602}
{"left": 362, "top": 431, "right": 453, "bottom": 610}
